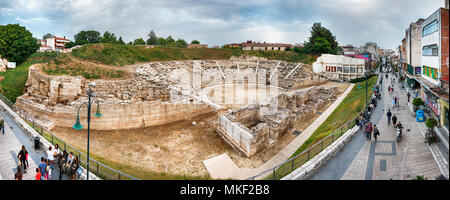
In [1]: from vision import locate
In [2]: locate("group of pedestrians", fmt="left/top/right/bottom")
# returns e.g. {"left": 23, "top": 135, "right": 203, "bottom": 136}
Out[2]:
{"left": 364, "top": 122, "right": 380, "bottom": 141}
{"left": 14, "top": 143, "right": 80, "bottom": 180}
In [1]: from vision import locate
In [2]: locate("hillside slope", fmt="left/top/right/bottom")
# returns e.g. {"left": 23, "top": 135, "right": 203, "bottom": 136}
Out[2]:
{"left": 71, "top": 43, "right": 316, "bottom": 66}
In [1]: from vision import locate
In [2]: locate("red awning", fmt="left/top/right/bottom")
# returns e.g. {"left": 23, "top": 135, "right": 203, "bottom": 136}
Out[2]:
{"left": 440, "top": 75, "right": 449, "bottom": 83}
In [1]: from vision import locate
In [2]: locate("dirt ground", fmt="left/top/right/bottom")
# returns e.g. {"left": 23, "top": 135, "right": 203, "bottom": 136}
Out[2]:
{"left": 50, "top": 81, "right": 349, "bottom": 178}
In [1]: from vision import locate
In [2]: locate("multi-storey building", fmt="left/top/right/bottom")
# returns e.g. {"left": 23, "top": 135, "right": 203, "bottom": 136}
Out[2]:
{"left": 417, "top": 7, "right": 449, "bottom": 132}
{"left": 405, "top": 19, "right": 425, "bottom": 88}
{"left": 38, "top": 36, "right": 71, "bottom": 52}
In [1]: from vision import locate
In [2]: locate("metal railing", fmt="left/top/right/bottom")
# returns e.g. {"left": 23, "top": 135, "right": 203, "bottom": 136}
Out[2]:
{"left": 246, "top": 73, "right": 381, "bottom": 180}
{"left": 0, "top": 94, "right": 140, "bottom": 180}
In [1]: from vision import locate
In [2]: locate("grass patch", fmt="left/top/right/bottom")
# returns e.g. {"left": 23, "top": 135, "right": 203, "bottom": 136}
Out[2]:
{"left": 71, "top": 43, "right": 316, "bottom": 66}
{"left": 292, "top": 75, "right": 378, "bottom": 156}
{"left": 0, "top": 52, "right": 57, "bottom": 103}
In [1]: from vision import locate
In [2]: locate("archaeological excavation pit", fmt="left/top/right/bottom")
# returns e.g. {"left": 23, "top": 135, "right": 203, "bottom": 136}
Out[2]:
{"left": 14, "top": 55, "right": 347, "bottom": 177}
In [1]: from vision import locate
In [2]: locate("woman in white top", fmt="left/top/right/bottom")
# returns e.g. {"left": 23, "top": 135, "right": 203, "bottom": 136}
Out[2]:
{"left": 47, "top": 146, "right": 54, "bottom": 162}
{"left": 53, "top": 144, "right": 60, "bottom": 156}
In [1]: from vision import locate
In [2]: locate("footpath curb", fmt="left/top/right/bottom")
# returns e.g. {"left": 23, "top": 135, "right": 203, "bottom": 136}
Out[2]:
{"left": 281, "top": 126, "right": 360, "bottom": 180}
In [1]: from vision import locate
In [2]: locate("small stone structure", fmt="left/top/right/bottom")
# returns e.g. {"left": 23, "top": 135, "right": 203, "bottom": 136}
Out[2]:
{"left": 0, "top": 55, "right": 8, "bottom": 72}
{"left": 216, "top": 87, "right": 337, "bottom": 157}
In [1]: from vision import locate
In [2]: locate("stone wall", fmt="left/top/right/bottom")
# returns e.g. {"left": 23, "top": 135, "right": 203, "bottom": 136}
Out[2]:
{"left": 217, "top": 86, "right": 337, "bottom": 157}
{"left": 16, "top": 58, "right": 312, "bottom": 131}
{"left": 16, "top": 64, "right": 213, "bottom": 130}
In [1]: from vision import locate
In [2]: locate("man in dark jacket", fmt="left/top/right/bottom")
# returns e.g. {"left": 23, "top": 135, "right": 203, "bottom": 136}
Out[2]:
{"left": 387, "top": 109, "right": 392, "bottom": 126}
{"left": 365, "top": 122, "right": 373, "bottom": 141}
{"left": 392, "top": 115, "right": 398, "bottom": 126}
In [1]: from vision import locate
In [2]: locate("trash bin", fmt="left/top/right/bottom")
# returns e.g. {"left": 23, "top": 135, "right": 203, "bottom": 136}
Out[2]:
{"left": 34, "top": 136, "right": 40, "bottom": 150}
{"left": 416, "top": 109, "right": 425, "bottom": 122}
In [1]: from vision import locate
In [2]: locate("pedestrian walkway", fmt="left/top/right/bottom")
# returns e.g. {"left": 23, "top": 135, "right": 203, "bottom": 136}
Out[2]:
{"left": 203, "top": 84, "right": 355, "bottom": 180}
{"left": 0, "top": 109, "right": 69, "bottom": 180}
{"left": 309, "top": 73, "right": 443, "bottom": 180}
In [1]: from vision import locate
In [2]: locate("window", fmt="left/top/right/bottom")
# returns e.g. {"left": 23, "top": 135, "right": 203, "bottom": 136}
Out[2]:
{"left": 422, "top": 20, "right": 438, "bottom": 37}
{"left": 344, "top": 67, "right": 350, "bottom": 73}
{"left": 422, "top": 44, "right": 438, "bottom": 56}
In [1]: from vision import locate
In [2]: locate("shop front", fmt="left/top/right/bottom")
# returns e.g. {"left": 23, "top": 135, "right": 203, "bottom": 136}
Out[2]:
{"left": 440, "top": 98, "right": 449, "bottom": 130}
{"left": 421, "top": 85, "right": 441, "bottom": 117}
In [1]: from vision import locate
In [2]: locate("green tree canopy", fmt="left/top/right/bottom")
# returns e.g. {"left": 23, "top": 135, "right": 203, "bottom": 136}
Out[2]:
{"left": 146, "top": 30, "right": 157, "bottom": 45}
{"left": 166, "top": 36, "right": 175, "bottom": 44}
{"left": 101, "top": 31, "right": 117, "bottom": 43}
{"left": 65, "top": 41, "right": 76, "bottom": 48}
{"left": 191, "top": 40, "right": 200, "bottom": 44}
{"left": 175, "top": 38, "right": 187, "bottom": 47}
{"left": 43, "top": 33, "right": 53, "bottom": 40}
{"left": 118, "top": 36, "right": 125, "bottom": 45}
{"left": 304, "top": 22, "right": 339, "bottom": 54}
{"left": 132, "top": 38, "right": 146, "bottom": 45}
{"left": 157, "top": 37, "right": 167, "bottom": 46}
{"left": 74, "top": 30, "right": 101, "bottom": 45}
{"left": 0, "top": 24, "right": 40, "bottom": 64}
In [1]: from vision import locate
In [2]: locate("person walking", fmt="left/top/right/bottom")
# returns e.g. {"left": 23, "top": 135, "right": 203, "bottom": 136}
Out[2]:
{"left": 38, "top": 157, "right": 46, "bottom": 180}
{"left": 373, "top": 125, "right": 380, "bottom": 141}
{"left": 391, "top": 98, "right": 395, "bottom": 108}
{"left": 35, "top": 168, "right": 41, "bottom": 180}
{"left": 387, "top": 109, "right": 392, "bottom": 126}
{"left": 365, "top": 122, "right": 373, "bottom": 141}
{"left": 70, "top": 156, "right": 80, "bottom": 180}
{"left": 392, "top": 115, "right": 398, "bottom": 126}
{"left": 14, "top": 165, "right": 23, "bottom": 180}
{"left": 407, "top": 92, "right": 411, "bottom": 102}
{"left": 0, "top": 116, "right": 4, "bottom": 134}
{"left": 17, "top": 145, "right": 28, "bottom": 173}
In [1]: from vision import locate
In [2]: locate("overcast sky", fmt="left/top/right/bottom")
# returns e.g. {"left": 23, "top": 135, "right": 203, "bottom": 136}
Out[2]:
{"left": 0, "top": 0, "right": 446, "bottom": 49}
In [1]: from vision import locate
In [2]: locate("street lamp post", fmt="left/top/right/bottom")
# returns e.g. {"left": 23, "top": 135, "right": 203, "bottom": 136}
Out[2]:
{"left": 72, "top": 82, "right": 102, "bottom": 180}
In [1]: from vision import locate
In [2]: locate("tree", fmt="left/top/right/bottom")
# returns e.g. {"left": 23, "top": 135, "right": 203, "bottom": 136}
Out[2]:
{"left": 43, "top": 33, "right": 53, "bottom": 40}
{"left": 166, "top": 36, "right": 175, "bottom": 44}
{"left": 156, "top": 37, "right": 167, "bottom": 46}
{"left": 0, "top": 24, "right": 40, "bottom": 64}
{"left": 65, "top": 41, "right": 76, "bottom": 48}
{"left": 118, "top": 36, "right": 125, "bottom": 45}
{"left": 146, "top": 30, "right": 157, "bottom": 45}
{"left": 74, "top": 30, "right": 101, "bottom": 45}
{"left": 191, "top": 40, "right": 200, "bottom": 44}
{"left": 101, "top": 31, "right": 117, "bottom": 43}
{"left": 303, "top": 22, "right": 340, "bottom": 54}
{"left": 175, "top": 38, "right": 187, "bottom": 47}
{"left": 132, "top": 38, "right": 146, "bottom": 45}
{"left": 311, "top": 37, "right": 332, "bottom": 54}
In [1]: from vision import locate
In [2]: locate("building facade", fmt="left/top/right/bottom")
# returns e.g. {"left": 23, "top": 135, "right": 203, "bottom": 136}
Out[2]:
{"left": 187, "top": 44, "right": 208, "bottom": 48}
{"left": 418, "top": 8, "right": 449, "bottom": 118}
{"left": 405, "top": 19, "right": 425, "bottom": 88}
{"left": 312, "top": 54, "right": 366, "bottom": 81}
{"left": 241, "top": 41, "right": 293, "bottom": 51}
{"left": 38, "top": 36, "right": 71, "bottom": 52}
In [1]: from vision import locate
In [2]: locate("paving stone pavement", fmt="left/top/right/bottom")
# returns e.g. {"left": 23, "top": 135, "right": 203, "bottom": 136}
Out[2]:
{"left": 0, "top": 110, "right": 69, "bottom": 180}
{"left": 311, "top": 72, "right": 443, "bottom": 180}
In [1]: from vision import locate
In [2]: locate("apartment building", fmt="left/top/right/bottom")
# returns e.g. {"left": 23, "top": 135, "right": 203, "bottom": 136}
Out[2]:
{"left": 312, "top": 54, "right": 366, "bottom": 81}
{"left": 38, "top": 36, "right": 71, "bottom": 52}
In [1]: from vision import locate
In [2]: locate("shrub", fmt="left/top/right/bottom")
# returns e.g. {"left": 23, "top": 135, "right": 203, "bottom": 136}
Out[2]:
{"left": 412, "top": 98, "right": 424, "bottom": 107}
{"left": 425, "top": 118, "right": 438, "bottom": 129}
{"left": 349, "top": 73, "right": 376, "bottom": 83}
